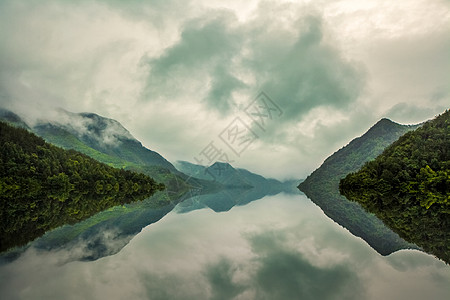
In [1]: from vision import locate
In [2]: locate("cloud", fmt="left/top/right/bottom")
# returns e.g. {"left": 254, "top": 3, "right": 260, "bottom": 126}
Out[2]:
{"left": 245, "top": 13, "right": 364, "bottom": 124}
{"left": 142, "top": 4, "right": 364, "bottom": 120}
{"left": 385, "top": 103, "right": 447, "bottom": 124}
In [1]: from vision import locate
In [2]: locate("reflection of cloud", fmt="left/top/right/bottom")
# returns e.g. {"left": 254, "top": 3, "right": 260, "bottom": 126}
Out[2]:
{"left": 200, "top": 228, "right": 365, "bottom": 300}
{"left": 204, "top": 257, "right": 246, "bottom": 300}
{"left": 246, "top": 231, "right": 364, "bottom": 300}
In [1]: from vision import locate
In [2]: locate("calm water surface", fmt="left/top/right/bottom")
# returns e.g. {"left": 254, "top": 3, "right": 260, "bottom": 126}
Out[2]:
{"left": 0, "top": 193, "right": 449, "bottom": 299}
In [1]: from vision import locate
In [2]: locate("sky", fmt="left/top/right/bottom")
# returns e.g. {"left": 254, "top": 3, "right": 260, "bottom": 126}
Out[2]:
{"left": 0, "top": 0, "right": 449, "bottom": 180}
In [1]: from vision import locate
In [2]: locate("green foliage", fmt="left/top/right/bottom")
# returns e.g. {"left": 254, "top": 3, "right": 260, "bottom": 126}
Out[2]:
{"left": 298, "top": 118, "right": 418, "bottom": 255}
{"left": 340, "top": 110, "right": 450, "bottom": 263}
{"left": 32, "top": 122, "right": 193, "bottom": 196}
{"left": 0, "top": 122, "right": 165, "bottom": 252}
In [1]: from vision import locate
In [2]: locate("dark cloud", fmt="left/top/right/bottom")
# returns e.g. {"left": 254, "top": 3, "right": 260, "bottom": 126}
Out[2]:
{"left": 205, "top": 65, "right": 247, "bottom": 112}
{"left": 143, "top": 5, "right": 364, "bottom": 119}
{"left": 245, "top": 13, "right": 364, "bottom": 125}
{"left": 143, "top": 11, "right": 245, "bottom": 113}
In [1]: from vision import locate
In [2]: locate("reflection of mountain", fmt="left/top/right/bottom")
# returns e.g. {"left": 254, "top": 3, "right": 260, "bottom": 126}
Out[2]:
{"left": 3, "top": 184, "right": 296, "bottom": 263}
{"left": 177, "top": 188, "right": 283, "bottom": 214}
{"left": 32, "top": 192, "right": 180, "bottom": 261}
{"left": 298, "top": 118, "right": 419, "bottom": 255}
{"left": 1, "top": 191, "right": 185, "bottom": 263}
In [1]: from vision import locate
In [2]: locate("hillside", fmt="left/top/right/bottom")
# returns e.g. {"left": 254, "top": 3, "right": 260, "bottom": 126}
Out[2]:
{"left": 33, "top": 110, "right": 176, "bottom": 171}
{"left": 298, "top": 118, "right": 419, "bottom": 255}
{"left": 340, "top": 110, "right": 450, "bottom": 263}
{"left": 0, "top": 109, "right": 200, "bottom": 196}
{"left": 0, "top": 121, "right": 164, "bottom": 252}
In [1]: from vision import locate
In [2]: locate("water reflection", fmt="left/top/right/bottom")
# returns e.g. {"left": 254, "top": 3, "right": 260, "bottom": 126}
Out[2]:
{"left": 0, "top": 193, "right": 448, "bottom": 300}
{"left": 2, "top": 183, "right": 296, "bottom": 263}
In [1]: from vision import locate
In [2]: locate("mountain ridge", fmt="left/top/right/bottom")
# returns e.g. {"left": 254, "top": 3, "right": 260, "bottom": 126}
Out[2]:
{"left": 33, "top": 110, "right": 176, "bottom": 171}
{"left": 175, "top": 160, "right": 283, "bottom": 188}
{"left": 298, "top": 117, "right": 420, "bottom": 255}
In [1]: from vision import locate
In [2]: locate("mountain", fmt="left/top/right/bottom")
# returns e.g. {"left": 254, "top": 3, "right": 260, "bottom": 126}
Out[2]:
{"left": 340, "top": 110, "right": 449, "bottom": 263}
{"left": 0, "top": 108, "right": 29, "bottom": 129}
{"left": 298, "top": 118, "right": 419, "bottom": 255}
{"left": 175, "top": 160, "right": 286, "bottom": 188}
{"left": 0, "top": 121, "right": 164, "bottom": 252}
{"left": 0, "top": 108, "right": 206, "bottom": 196}
{"left": 175, "top": 161, "right": 252, "bottom": 187}
{"left": 33, "top": 109, "right": 176, "bottom": 171}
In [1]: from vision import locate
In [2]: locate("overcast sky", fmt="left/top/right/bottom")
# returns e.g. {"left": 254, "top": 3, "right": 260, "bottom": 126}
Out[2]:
{"left": 0, "top": 0, "right": 449, "bottom": 180}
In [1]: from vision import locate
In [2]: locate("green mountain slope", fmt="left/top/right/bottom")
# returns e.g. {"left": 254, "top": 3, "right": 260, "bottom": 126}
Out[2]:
{"left": 0, "top": 122, "right": 165, "bottom": 252}
{"left": 33, "top": 110, "right": 176, "bottom": 171}
{"left": 298, "top": 118, "right": 419, "bottom": 255}
{"left": 340, "top": 110, "right": 450, "bottom": 263}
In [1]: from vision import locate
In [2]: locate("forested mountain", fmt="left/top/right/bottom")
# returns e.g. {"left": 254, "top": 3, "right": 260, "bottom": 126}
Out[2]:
{"left": 0, "top": 121, "right": 164, "bottom": 252}
{"left": 340, "top": 110, "right": 449, "bottom": 263}
{"left": 298, "top": 118, "right": 419, "bottom": 255}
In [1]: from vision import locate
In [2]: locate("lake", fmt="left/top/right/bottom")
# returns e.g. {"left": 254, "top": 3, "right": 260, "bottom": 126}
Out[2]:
{"left": 0, "top": 191, "right": 449, "bottom": 299}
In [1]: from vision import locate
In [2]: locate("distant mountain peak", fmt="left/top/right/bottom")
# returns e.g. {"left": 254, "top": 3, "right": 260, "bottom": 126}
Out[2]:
{"left": 209, "top": 161, "right": 234, "bottom": 169}
{"left": 175, "top": 160, "right": 285, "bottom": 189}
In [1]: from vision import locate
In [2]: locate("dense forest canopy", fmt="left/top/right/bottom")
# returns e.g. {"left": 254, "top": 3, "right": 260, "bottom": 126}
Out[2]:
{"left": 0, "top": 122, "right": 165, "bottom": 252}
{"left": 340, "top": 110, "right": 450, "bottom": 263}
